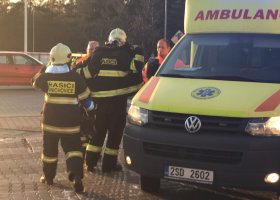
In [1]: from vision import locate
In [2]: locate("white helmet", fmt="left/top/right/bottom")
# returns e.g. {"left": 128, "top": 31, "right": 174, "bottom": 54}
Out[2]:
{"left": 108, "top": 28, "right": 127, "bottom": 43}
{"left": 50, "top": 43, "right": 72, "bottom": 65}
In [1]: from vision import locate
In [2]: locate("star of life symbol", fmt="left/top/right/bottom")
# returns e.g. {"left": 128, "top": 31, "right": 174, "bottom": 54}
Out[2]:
{"left": 197, "top": 89, "right": 215, "bottom": 97}
{"left": 185, "top": 116, "right": 201, "bottom": 133}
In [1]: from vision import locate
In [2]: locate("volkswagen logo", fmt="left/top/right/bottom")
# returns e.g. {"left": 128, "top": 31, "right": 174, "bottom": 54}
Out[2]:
{"left": 185, "top": 116, "right": 201, "bottom": 133}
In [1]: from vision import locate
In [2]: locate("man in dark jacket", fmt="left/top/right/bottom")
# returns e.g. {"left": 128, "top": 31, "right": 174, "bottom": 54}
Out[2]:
{"left": 72, "top": 28, "right": 144, "bottom": 172}
{"left": 31, "top": 43, "right": 95, "bottom": 192}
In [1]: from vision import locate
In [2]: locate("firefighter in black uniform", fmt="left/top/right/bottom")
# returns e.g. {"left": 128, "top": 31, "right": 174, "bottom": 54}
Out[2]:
{"left": 31, "top": 43, "right": 95, "bottom": 192}
{"left": 72, "top": 28, "right": 144, "bottom": 172}
{"left": 34, "top": 61, "right": 95, "bottom": 160}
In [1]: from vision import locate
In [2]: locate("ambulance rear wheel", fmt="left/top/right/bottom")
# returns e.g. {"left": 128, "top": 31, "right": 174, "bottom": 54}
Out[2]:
{"left": 139, "top": 175, "right": 160, "bottom": 193}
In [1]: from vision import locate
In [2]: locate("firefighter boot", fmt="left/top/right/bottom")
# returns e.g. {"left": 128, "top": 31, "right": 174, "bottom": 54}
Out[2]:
{"left": 85, "top": 151, "right": 100, "bottom": 172}
{"left": 73, "top": 175, "right": 84, "bottom": 192}
{"left": 40, "top": 175, "right": 53, "bottom": 185}
{"left": 102, "top": 163, "right": 122, "bottom": 173}
{"left": 102, "top": 154, "right": 122, "bottom": 172}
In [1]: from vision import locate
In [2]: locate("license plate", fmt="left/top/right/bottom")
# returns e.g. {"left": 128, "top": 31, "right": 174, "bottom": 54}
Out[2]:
{"left": 164, "top": 166, "right": 214, "bottom": 184}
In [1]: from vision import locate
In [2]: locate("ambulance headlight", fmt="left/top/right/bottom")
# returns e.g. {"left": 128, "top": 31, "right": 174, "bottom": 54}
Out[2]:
{"left": 127, "top": 105, "right": 148, "bottom": 126}
{"left": 245, "top": 117, "right": 280, "bottom": 136}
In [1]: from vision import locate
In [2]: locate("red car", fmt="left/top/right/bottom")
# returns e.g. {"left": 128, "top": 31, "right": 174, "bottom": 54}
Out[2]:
{"left": 0, "top": 52, "right": 44, "bottom": 85}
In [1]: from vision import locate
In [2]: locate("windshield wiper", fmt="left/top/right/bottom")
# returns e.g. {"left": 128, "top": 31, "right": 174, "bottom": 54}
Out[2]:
{"left": 160, "top": 73, "right": 199, "bottom": 78}
{"left": 202, "top": 76, "right": 256, "bottom": 82}
{"left": 159, "top": 74, "right": 257, "bottom": 82}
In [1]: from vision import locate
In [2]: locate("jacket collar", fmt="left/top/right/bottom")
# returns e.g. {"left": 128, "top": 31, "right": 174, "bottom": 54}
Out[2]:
{"left": 45, "top": 64, "right": 70, "bottom": 74}
{"left": 95, "top": 42, "right": 132, "bottom": 52}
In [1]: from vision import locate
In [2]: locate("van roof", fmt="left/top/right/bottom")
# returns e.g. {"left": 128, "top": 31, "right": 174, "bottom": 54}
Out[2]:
{"left": 185, "top": 0, "right": 280, "bottom": 35}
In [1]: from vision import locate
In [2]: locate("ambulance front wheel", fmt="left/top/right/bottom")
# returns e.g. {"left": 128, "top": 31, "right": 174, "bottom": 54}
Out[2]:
{"left": 139, "top": 175, "right": 160, "bottom": 193}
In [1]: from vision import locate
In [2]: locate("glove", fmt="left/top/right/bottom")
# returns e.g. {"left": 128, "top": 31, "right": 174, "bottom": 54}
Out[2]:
{"left": 87, "top": 108, "right": 96, "bottom": 119}
{"left": 81, "top": 116, "right": 96, "bottom": 140}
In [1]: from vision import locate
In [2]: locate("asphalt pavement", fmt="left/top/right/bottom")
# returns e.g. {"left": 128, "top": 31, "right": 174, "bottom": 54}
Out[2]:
{"left": 0, "top": 87, "right": 278, "bottom": 200}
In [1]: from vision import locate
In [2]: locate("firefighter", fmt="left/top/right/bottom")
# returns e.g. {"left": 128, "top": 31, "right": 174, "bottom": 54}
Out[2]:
{"left": 31, "top": 43, "right": 95, "bottom": 192}
{"left": 34, "top": 57, "right": 92, "bottom": 161}
{"left": 74, "top": 41, "right": 100, "bottom": 159}
{"left": 72, "top": 28, "right": 144, "bottom": 172}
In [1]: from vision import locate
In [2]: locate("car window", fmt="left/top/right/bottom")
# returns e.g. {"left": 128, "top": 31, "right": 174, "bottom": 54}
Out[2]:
{"left": 0, "top": 55, "right": 13, "bottom": 64}
{"left": 13, "top": 55, "right": 30, "bottom": 65}
{"left": 13, "top": 55, "right": 38, "bottom": 65}
{"left": 0, "top": 55, "right": 7, "bottom": 64}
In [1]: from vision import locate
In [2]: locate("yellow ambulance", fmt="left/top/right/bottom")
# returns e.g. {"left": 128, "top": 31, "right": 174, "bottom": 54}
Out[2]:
{"left": 124, "top": 0, "right": 280, "bottom": 194}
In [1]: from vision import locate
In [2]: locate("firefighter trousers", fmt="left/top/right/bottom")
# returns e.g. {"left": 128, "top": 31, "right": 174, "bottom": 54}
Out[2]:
{"left": 86, "top": 98, "right": 127, "bottom": 171}
{"left": 42, "top": 134, "right": 84, "bottom": 181}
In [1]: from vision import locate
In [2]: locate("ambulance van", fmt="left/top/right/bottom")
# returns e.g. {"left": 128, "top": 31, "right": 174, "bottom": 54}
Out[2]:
{"left": 124, "top": 0, "right": 280, "bottom": 194}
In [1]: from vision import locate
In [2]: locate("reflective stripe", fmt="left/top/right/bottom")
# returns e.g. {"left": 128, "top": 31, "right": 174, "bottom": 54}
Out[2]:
{"left": 135, "top": 54, "right": 144, "bottom": 62}
{"left": 41, "top": 154, "right": 58, "bottom": 163}
{"left": 33, "top": 73, "right": 41, "bottom": 83}
{"left": 71, "top": 58, "right": 76, "bottom": 66}
{"left": 86, "top": 101, "right": 94, "bottom": 111}
{"left": 45, "top": 94, "right": 78, "bottom": 105}
{"left": 84, "top": 133, "right": 92, "bottom": 139}
{"left": 98, "top": 70, "right": 128, "bottom": 77}
{"left": 86, "top": 145, "right": 102, "bottom": 153}
{"left": 76, "top": 68, "right": 81, "bottom": 74}
{"left": 78, "top": 87, "right": 91, "bottom": 100}
{"left": 130, "top": 59, "right": 137, "bottom": 73}
{"left": 104, "top": 147, "right": 118, "bottom": 156}
{"left": 91, "top": 82, "right": 144, "bottom": 98}
{"left": 41, "top": 124, "right": 80, "bottom": 134}
{"left": 46, "top": 62, "right": 51, "bottom": 67}
{"left": 65, "top": 151, "right": 83, "bottom": 160}
{"left": 83, "top": 66, "right": 92, "bottom": 79}
{"left": 33, "top": 82, "right": 41, "bottom": 91}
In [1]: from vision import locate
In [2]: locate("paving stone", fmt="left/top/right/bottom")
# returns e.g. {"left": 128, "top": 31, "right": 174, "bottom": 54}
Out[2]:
{"left": 37, "top": 193, "right": 51, "bottom": 197}
{"left": 0, "top": 90, "right": 279, "bottom": 200}
{"left": 12, "top": 197, "right": 25, "bottom": 200}
{"left": 38, "top": 198, "right": 52, "bottom": 200}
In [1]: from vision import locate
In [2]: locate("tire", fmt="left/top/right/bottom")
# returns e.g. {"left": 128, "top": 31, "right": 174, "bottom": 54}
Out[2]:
{"left": 139, "top": 175, "right": 160, "bottom": 193}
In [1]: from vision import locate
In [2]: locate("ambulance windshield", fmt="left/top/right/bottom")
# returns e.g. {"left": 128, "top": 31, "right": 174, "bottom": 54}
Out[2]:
{"left": 158, "top": 34, "right": 280, "bottom": 83}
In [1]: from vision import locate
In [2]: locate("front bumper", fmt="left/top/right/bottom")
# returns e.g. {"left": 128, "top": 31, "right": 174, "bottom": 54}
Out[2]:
{"left": 123, "top": 123, "right": 280, "bottom": 191}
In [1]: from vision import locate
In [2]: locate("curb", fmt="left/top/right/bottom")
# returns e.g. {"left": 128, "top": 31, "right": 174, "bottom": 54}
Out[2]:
{"left": 0, "top": 86, "right": 34, "bottom": 90}
{"left": 0, "top": 127, "right": 41, "bottom": 132}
